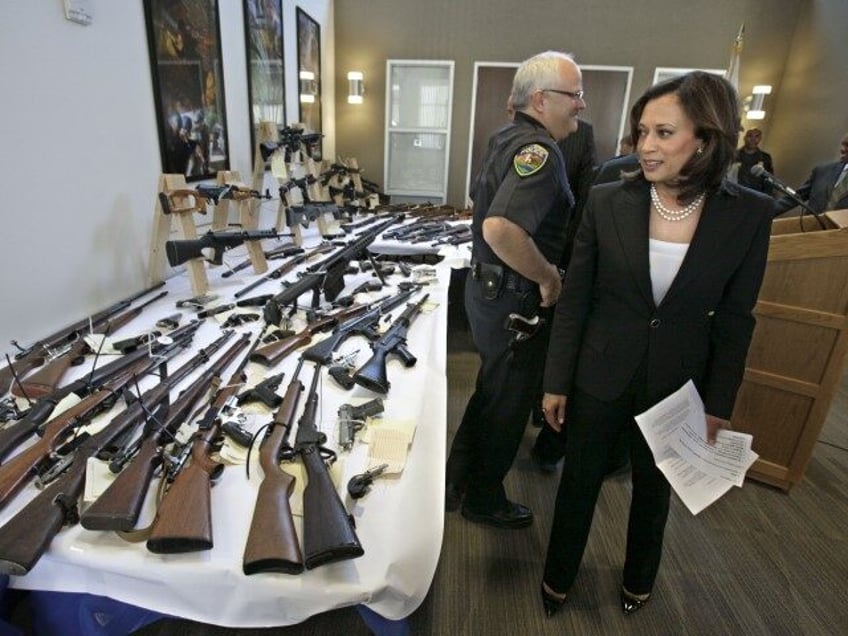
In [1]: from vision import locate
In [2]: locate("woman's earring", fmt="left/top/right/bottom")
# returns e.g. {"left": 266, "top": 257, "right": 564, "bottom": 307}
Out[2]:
{"left": 696, "top": 146, "right": 704, "bottom": 155}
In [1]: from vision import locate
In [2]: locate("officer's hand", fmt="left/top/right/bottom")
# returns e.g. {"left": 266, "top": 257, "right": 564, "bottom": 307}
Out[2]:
{"left": 542, "top": 393, "right": 567, "bottom": 432}
{"left": 538, "top": 264, "right": 562, "bottom": 307}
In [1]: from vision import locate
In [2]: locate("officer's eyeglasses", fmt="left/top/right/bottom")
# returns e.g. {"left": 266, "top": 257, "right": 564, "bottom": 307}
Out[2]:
{"left": 541, "top": 88, "right": 585, "bottom": 101}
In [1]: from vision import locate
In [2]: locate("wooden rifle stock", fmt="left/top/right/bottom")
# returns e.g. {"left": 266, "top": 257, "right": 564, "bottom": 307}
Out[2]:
{"left": 243, "top": 361, "right": 305, "bottom": 574}
{"left": 0, "top": 329, "right": 207, "bottom": 575}
{"left": 146, "top": 329, "right": 262, "bottom": 553}
{"left": 0, "top": 369, "right": 141, "bottom": 511}
{"left": 296, "top": 365, "right": 363, "bottom": 569}
{"left": 251, "top": 304, "right": 368, "bottom": 367}
{"left": 12, "top": 291, "right": 168, "bottom": 399}
{"left": 0, "top": 282, "right": 166, "bottom": 396}
{"left": 80, "top": 333, "right": 247, "bottom": 532}
{"left": 0, "top": 323, "right": 199, "bottom": 465}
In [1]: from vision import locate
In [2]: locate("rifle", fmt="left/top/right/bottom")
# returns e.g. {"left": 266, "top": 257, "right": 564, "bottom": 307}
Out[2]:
{"left": 0, "top": 321, "right": 202, "bottom": 465}
{"left": 295, "top": 364, "right": 363, "bottom": 569}
{"left": 352, "top": 294, "right": 430, "bottom": 394}
{"left": 243, "top": 359, "right": 305, "bottom": 574}
{"left": 165, "top": 229, "right": 285, "bottom": 267}
{"left": 285, "top": 202, "right": 343, "bottom": 229}
{"left": 0, "top": 282, "right": 166, "bottom": 396}
{"left": 158, "top": 185, "right": 272, "bottom": 215}
{"left": 12, "top": 290, "right": 168, "bottom": 399}
{"left": 79, "top": 331, "right": 247, "bottom": 532}
{"left": 233, "top": 243, "right": 335, "bottom": 300}
{"left": 146, "top": 329, "right": 263, "bottom": 553}
{"left": 221, "top": 244, "right": 303, "bottom": 279}
{"left": 251, "top": 304, "right": 369, "bottom": 367}
{"left": 0, "top": 326, "right": 208, "bottom": 575}
{"left": 0, "top": 364, "right": 148, "bottom": 511}
{"left": 301, "top": 289, "right": 417, "bottom": 365}
{"left": 263, "top": 215, "right": 403, "bottom": 325}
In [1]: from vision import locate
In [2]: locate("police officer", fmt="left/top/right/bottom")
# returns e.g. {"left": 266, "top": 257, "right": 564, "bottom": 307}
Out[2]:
{"left": 445, "top": 51, "right": 585, "bottom": 528}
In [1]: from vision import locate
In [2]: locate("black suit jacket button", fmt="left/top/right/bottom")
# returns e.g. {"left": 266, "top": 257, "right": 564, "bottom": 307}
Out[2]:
{"left": 649, "top": 318, "right": 661, "bottom": 328}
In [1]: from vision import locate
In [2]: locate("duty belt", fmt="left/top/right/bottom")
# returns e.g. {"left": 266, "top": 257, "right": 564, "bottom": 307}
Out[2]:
{"left": 470, "top": 260, "right": 536, "bottom": 294}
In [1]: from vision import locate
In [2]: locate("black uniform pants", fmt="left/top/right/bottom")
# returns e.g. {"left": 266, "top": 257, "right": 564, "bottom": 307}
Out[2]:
{"left": 446, "top": 268, "right": 550, "bottom": 512}
{"left": 543, "top": 378, "right": 671, "bottom": 596}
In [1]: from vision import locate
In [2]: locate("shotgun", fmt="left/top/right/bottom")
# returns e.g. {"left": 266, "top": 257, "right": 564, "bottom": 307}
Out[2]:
{"left": 79, "top": 331, "right": 246, "bottom": 532}
{"left": 243, "top": 359, "right": 305, "bottom": 575}
{"left": 146, "top": 329, "right": 263, "bottom": 553}
{"left": 0, "top": 326, "right": 208, "bottom": 575}
{"left": 296, "top": 364, "right": 363, "bottom": 569}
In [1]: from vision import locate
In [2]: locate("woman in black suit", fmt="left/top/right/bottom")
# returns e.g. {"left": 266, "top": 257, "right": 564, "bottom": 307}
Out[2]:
{"left": 538, "top": 72, "right": 774, "bottom": 617}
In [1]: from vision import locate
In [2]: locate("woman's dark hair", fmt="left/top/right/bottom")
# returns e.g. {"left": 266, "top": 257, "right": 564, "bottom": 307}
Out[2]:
{"left": 628, "top": 71, "right": 742, "bottom": 204}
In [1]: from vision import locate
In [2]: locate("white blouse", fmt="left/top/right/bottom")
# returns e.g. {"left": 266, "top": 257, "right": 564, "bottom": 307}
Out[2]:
{"left": 649, "top": 238, "right": 689, "bottom": 305}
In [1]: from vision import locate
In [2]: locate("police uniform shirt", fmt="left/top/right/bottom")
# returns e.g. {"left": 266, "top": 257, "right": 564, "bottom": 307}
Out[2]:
{"left": 471, "top": 112, "right": 574, "bottom": 267}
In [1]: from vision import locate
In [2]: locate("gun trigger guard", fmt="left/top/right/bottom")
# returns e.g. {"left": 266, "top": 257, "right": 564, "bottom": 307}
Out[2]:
{"left": 319, "top": 446, "right": 337, "bottom": 464}
{"left": 53, "top": 493, "right": 80, "bottom": 525}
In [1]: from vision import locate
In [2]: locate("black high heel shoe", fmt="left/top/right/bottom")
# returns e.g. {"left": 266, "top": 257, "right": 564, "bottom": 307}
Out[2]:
{"left": 620, "top": 588, "right": 651, "bottom": 615}
{"left": 540, "top": 582, "right": 567, "bottom": 618}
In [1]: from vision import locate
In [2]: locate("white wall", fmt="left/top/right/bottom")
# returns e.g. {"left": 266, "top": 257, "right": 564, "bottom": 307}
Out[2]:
{"left": 0, "top": 0, "right": 333, "bottom": 348}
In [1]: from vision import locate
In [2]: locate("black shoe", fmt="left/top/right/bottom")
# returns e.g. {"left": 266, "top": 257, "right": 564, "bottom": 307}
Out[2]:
{"left": 461, "top": 500, "right": 533, "bottom": 529}
{"left": 541, "top": 582, "right": 567, "bottom": 618}
{"left": 445, "top": 482, "right": 465, "bottom": 512}
{"left": 620, "top": 588, "right": 651, "bottom": 615}
{"left": 530, "top": 447, "right": 560, "bottom": 474}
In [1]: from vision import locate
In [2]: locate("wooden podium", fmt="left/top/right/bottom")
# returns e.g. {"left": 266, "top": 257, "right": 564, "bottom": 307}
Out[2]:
{"left": 732, "top": 209, "right": 848, "bottom": 490}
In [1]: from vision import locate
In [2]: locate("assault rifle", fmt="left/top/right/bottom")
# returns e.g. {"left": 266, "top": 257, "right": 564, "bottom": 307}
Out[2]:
{"left": 296, "top": 364, "right": 363, "bottom": 569}
{"left": 233, "top": 243, "right": 335, "bottom": 300}
{"left": 243, "top": 359, "right": 305, "bottom": 575}
{"left": 146, "top": 328, "right": 264, "bottom": 553}
{"left": 251, "top": 304, "right": 369, "bottom": 367}
{"left": 0, "top": 321, "right": 201, "bottom": 465}
{"left": 166, "top": 228, "right": 285, "bottom": 267}
{"left": 158, "top": 184, "right": 272, "bottom": 215}
{"left": 300, "top": 289, "right": 417, "bottom": 365}
{"left": 352, "top": 294, "right": 429, "bottom": 394}
{"left": 0, "top": 325, "right": 208, "bottom": 575}
{"left": 262, "top": 214, "right": 403, "bottom": 324}
{"left": 12, "top": 290, "right": 167, "bottom": 399}
{"left": 285, "top": 202, "right": 343, "bottom": 230}
{"left": 79, "top": 331, "right": 246, "bottom": 532}
{"left": 0, "top": 282, "right": 165, "bottom": 396}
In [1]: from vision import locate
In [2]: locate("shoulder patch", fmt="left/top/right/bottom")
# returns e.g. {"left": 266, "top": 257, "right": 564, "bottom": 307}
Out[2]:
{"left": 513, "top": 144, "right": 549, "bottom": 177}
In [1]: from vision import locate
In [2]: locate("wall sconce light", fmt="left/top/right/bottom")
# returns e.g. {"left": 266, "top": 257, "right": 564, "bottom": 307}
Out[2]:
{"left": 746, "top": 84, "right": 772, "bottom": 120}
{"left": 299, "top": 70, "right": 317, "bottom": 103}
{"left": 347, "top": 71, "right": 364, "bottom": 104}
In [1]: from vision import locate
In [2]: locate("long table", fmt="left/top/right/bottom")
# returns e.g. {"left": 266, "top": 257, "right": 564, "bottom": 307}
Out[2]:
{"left": 0, "top": 225, "right": 471, "bottom": 631}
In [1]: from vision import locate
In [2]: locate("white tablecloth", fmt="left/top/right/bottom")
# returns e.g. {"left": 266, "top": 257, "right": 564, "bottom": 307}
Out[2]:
{"left": 3, "top": 226, "right": 470, "bottom": 627}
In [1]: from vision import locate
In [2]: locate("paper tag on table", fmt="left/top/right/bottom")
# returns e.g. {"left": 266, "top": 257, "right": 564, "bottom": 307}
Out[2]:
{"left": 634, "top": 380, "right": 758, "bottom": 515}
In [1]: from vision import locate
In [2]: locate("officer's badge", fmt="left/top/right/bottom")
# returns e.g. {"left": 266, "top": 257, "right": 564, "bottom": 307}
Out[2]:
{"left": 513, "top": 144, "right": 549, "bottom": 177}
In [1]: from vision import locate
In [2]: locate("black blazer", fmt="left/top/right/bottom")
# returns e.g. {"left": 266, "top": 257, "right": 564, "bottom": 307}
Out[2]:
{"left": 544, "top": 178, "right": 773, "bottom": 418}
{"left": 775, "top": 160, "right": 848, "bottom": 215}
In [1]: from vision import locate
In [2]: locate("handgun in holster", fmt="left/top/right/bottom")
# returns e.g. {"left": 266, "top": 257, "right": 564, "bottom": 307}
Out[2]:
{"left": 504, "top": 312, "right": 545, "bottom": 347}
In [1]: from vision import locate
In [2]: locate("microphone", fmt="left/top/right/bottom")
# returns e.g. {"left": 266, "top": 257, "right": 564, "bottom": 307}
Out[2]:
{"left": 750, "top": 164, "right": 797, "bottom": 197}
{"left": 750, "top": 164, "right": 827, "bottom": 230}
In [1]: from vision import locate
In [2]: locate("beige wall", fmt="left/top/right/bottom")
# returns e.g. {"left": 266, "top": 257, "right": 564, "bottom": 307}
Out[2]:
{"left": 334, "top": 0, "right": 847, "bottom": 207}
{"left": 768, "top": 0, "right": 848, "bottom": 185}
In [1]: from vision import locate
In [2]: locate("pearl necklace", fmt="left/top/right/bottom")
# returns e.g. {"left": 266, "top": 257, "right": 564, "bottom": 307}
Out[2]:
{"left": 650, "top": 184, "right": 705, "bottom": 222}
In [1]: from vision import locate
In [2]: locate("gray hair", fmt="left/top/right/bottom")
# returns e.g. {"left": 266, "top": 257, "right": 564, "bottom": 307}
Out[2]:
{"left": 510, "top": 51, "right": 575, "bottom": 110}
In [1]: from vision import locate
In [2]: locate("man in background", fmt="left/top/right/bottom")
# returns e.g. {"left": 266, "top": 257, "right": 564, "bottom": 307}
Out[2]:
{"left": 775, "top": 132, "right": 848, "bottom": 215}
{"left": 736, "top": 128, "right": 775, "bottom": 194}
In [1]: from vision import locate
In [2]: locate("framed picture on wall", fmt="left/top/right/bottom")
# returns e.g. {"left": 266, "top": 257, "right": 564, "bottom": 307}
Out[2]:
{"left": 143, "top": 0, "right": 230, "bottom": 181}
{"left": 243, "top": 0, "right": 285, "bottom": 170}
{"left": 296, "top": 7, "right": 322, "bottom": 159}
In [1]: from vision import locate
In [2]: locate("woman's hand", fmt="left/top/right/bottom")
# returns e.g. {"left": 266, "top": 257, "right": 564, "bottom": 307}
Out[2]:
{"left": 705, "top": 413, "right": 731, "bottom": 445}
{"left": 542, "top": 393, "right": 567, "bottom": 432}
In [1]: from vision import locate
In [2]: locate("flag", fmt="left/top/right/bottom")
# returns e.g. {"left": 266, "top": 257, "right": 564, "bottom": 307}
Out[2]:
{"left": 725, "top": 23, "right": 744, "bottom": 91}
